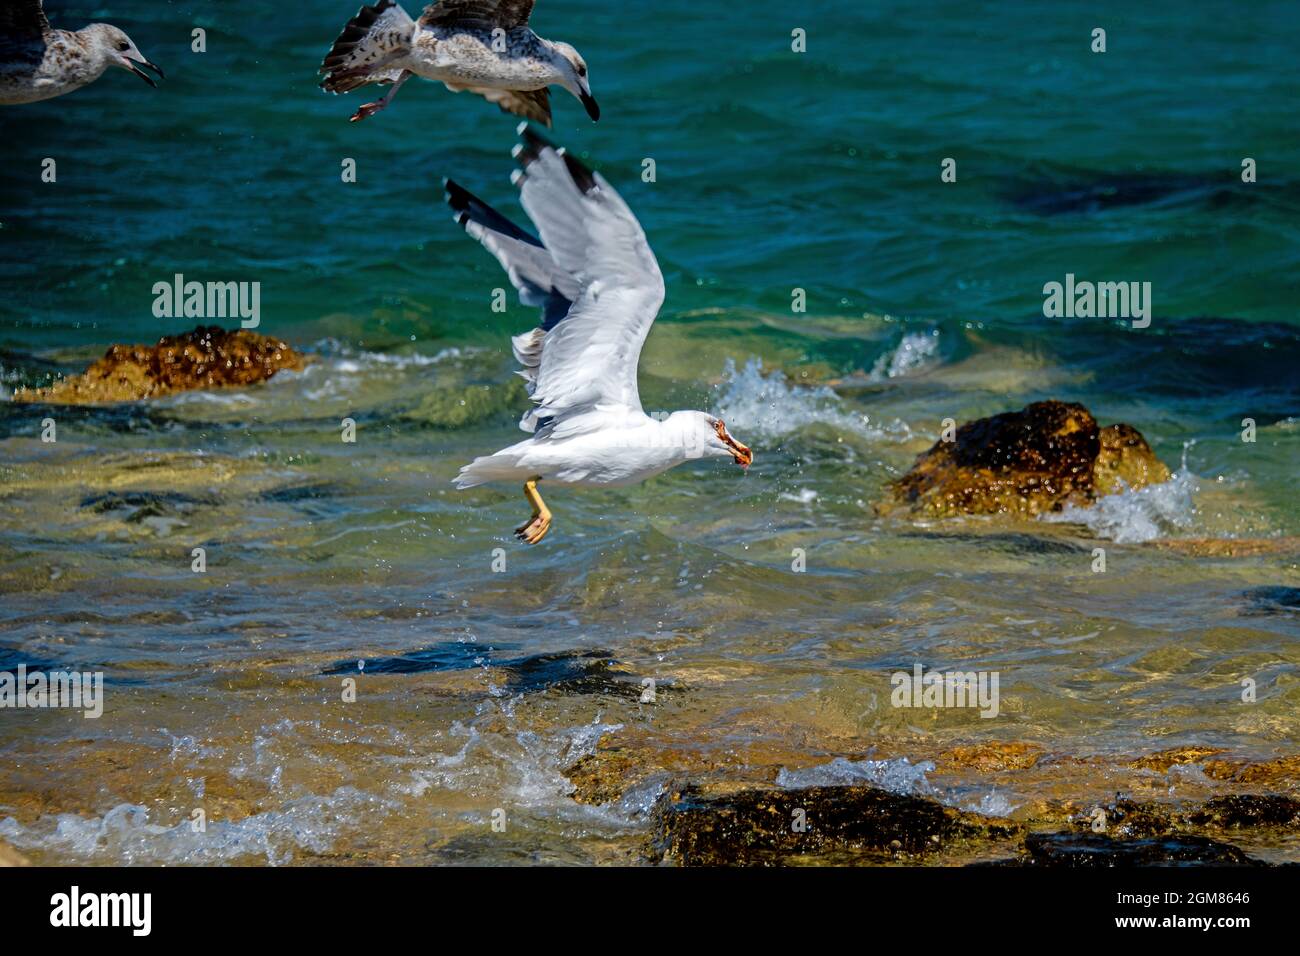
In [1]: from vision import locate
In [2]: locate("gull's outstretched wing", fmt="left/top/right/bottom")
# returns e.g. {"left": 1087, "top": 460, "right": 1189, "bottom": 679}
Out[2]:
{"left": 445, "top": 177, "right": 576, "bottom": 431}
{"left": 511, "top": 125, "right": 664, "bottom": 435}
{"left": 320, "top": 1, "right": 415, "bottom": 92}
{"left": 445, "top": 125, "right": 664, "bottom": 438}
{"left": 0, "top": 0, "right": 50, "bottom": 38}
{"left": 419, "top": 0, "right": 534, "bottom": 30}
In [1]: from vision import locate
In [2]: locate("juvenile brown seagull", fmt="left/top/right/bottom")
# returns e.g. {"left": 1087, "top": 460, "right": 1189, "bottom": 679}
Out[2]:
{"left": 447, "top": 126, "right": 752, "bottom": 544}
{"left": 320, "top": 0, "right": 597, "bottom": 126}
{"left": 0, "top": 0, "right": 163, "bottom": 105}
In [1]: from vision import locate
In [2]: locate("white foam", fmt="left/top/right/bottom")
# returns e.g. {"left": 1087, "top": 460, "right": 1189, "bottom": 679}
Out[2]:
{"left": 779, "top": 488, "right": 819, "bottom": 504}
{"left": 310, "top": 339, "right": 474, "bottom": 370}
{"left": 868, "top": 330, "right": 940, "bottom": 382}
{"left": 963, "top": 788, "right": 1017, "bottom": 817}
{"left": 712, "top": 358, "right": 912, "bottom": 442}
{"left": 775, "top": 756, "right": 935, "bottom": 794}
{"left": 0, "top": 786, "right": 388, "bottom": 866}
{"left": 399, "top": 713, "right": 632, "bottom": 824}
{"left": 1039, "top": 468, "right": 1198, "bottom": 543}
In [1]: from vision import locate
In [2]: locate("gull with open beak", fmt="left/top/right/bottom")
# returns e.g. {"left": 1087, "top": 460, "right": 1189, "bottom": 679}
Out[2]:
{"left": 447, "top": 125, "right": 753, "bottom": 544}
{"left": 320, "top": 0, "right": 597, "bottom": 126}
{"left": 0, "top": 0, "right": 163, "bottom": 105}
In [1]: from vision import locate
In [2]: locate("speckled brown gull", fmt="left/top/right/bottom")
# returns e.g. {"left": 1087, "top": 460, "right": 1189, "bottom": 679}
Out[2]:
{"left": 319, "top": 0, "right": 597, "bottom": 126}
{"left": 0, "top": 0, "right": 162, "bottom": 105}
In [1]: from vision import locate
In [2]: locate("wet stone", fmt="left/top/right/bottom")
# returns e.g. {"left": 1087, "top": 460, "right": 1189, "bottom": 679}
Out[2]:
{"left": 10, "top": 326, "right": 307, "bottom": 404}
{"left": 1007, "top": 832, "right": 1267, "bottom": 868}
{"left": 883, "top": 400, "right": 1168, "bottom": 518}
{"left": 80, "top": 490, "right": 220, "bottom": 521}
{"left": 1186, "top": 795, "right": 1300, "bottom": 830}
{"left": 323, "top": 646, "right": 648, "bottom": 699}
{"left": 648, "top": 783, "right": 1021, "bottom": 866}
{"left": 1238, "top": 586, "right": 1300, "bottom": 616}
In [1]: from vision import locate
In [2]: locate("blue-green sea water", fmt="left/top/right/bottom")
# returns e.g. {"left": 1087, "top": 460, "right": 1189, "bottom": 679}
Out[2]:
{"left": 0, "top": 1, "right": 1297, "bottom": 865}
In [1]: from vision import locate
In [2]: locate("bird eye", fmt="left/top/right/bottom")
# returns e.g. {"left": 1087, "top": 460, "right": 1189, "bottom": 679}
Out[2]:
{"left": 577, "top": 65, "right": 587, "bottom": 77}
{"left": 117, "top": 41, "right": 130, "bottom": 51}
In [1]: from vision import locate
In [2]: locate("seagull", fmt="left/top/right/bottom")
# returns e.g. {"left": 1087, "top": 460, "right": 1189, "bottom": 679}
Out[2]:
{"left": 320, "top": 0, "right": 597, "bottom": 126}
{"left": 0, "top": 0, "right": 163, "bottom": 105}
{"left": 445, "top": 125, "right": 753, "bottom": 544}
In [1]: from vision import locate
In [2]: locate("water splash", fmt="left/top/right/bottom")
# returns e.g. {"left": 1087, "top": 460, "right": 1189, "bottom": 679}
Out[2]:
{"left": 1039, "top": 469, "right": 1198, "bottom": 543}
{"left": 713, "top": 358, "right": 911, "bottom": 441}
{"left": 868, "top": 330, "right": 940, "bottom": 381}
{"left": 775, "top": 756, "right": 935, "bottom": 794}
{"left": 0, "top": 787, "right": 387, "bottom": 866}
{"left": 963, "top": 789, "right": 1018, "bottom": 817}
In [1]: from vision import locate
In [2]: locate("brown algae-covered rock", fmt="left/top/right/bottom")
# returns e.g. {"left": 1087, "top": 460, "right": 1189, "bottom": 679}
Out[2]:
{"left": 886, "top": 400, "right": 1169, "bottom": 517}
{"left": 648, "top": 783, "right": 1020, "bottom": 866}
{"left": 1094, "top": 422, "right": 1171, "bottom": 496}
{"left": 1009, "top": 832, "right": 1265, "bottom": 867}
{"left": 11, "top": 326, "right": 307, "bottom": 404}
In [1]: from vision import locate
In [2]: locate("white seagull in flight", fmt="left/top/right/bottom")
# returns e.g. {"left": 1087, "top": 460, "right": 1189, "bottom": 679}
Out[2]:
{"left": 446, "top": 125, "right": 753, "bottom": 544}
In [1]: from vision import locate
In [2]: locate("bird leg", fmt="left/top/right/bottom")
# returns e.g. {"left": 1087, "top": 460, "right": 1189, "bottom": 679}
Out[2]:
{"left": 515, "top": 478, "right": 552, "bottom": 544}
{"left": 350, "top": 69, "right": 412, "bottom": 122}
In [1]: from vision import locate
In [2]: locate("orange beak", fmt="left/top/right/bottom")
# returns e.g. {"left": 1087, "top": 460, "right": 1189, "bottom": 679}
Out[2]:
{"left": 715, "top": 420, "right": 753, "bottom": 468}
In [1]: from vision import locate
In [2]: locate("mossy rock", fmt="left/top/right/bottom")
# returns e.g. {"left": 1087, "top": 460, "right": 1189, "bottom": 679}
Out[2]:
{"left": 648, "top": 783, "right": 1020, "bottom": 866}
{"left": 884, "top": 400, "right": 1169, "bottom": 517}
{"left": 10, "top": 326, "right": 307, "bottom": 404}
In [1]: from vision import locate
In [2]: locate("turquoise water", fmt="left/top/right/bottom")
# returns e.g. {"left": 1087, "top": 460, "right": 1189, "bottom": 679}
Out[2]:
{"left": 0, "top": 1, "right": 1298, "bottom": 865}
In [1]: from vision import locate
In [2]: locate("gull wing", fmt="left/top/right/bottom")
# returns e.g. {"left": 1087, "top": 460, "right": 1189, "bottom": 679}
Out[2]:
{"left": 0, "top": 0, "right": 50, "bottom": 38}
{"left": 319, "top": 1, "right": 415, "bottom": 92}
{"left": 444, "top": 82, "right": 552, "bottom": 126}
{"left": 512, "top": 125, "right": 664, "bottom": 436}
{"left": 444, "top": 125, "right": 665, "bottom": 438}
{"left": 445, "top": 178, "right": 579, "bottom": 430}
{"left": 419, "top": 0, "right": 534, "bottom": 30}
{"left": 444, "top": 178, "right": 578, "bottom": 319}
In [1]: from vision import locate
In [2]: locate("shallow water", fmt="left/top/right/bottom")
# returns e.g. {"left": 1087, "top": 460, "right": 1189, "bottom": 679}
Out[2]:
{"left": 1, "top": 0, "right": 1298, "bottom": 864}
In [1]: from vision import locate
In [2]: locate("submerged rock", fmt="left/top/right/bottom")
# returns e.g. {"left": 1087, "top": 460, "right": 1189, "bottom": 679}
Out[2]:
{"left": 636, "top": 740, "right": 1300, "bottom": 864}
{"left": 648, "top": 783, "right": 1020, "bottom": 865}
{"left": 884, "top": 400, "right": 1169, "bottom": 517}
{"left": 10, "top": 326, "right": 307, "bottom": 404}
{"left": 323, "top": 645, "right": 646, "bottom": 699}
{"left": 1152, "top": 537, "right": 1300, "bottom": 559}
{"left": 402, "top": 377, "right": 528, "bottom": 429}
{"left": 1129, "top": 746, "right": 1228, "bottom": 774}
{"left": 937, "top": 741, "right": 1045, "bottom": 773}
{"left": 1010, "top": 832, "right": 1265, "bottom": 867}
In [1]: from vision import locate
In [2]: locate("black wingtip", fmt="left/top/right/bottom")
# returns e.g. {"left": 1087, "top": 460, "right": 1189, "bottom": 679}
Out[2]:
{"left": 560, "top": 150, "right": 597, "bottom": 194}
{"left": 514, "top": 123, "right": 555, "bottom": 167}
{"left": 443, "top": 178, "right": 475, "bottom": 215}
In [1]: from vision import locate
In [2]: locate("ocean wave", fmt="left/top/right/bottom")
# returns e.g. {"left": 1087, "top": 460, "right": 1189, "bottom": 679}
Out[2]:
{"left": 713, "top": 358, "right": 912, "bottom": 442}
{"left": 309, "top": 339, "right": 477, "bottom": 371}
{"left": 1039, "top": 469, "right": 1199, "bottom": 543}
